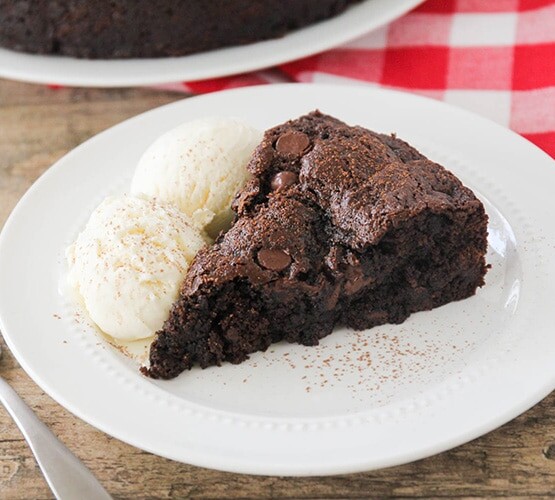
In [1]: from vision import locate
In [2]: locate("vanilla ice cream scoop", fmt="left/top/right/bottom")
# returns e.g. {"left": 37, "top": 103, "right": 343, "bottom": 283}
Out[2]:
{"left": 130, "top": 117, "right": 262, "bottom": 238}
{"left": 66, "top": 195, "right": 208, "bottom": 341}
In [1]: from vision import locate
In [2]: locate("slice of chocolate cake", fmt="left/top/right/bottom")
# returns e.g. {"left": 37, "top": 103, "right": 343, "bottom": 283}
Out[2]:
{"left": 144, "top": 111, "right": 488, "bottom": 379}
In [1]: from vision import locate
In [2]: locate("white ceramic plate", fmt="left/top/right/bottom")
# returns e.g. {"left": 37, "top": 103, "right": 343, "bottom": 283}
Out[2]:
{"left": 0, "top": 84, "right": 554, "bottom": 476}
{"left": 0, "top": 0, "right": 422, "bottom": 87}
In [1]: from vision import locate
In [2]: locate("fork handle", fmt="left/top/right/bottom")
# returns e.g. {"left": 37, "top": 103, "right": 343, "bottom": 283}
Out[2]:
{"left": 0, "top": 377, "right": 112, "bottom": 499}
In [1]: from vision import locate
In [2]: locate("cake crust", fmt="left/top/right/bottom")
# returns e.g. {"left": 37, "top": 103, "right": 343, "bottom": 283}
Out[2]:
{"left": 145, "top": 111, "right": 489, "bottom": 379}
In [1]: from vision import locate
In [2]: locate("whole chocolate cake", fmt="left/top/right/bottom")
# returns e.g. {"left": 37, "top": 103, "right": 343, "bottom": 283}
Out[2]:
{"left": 144, "top": 111, "right": 489, "bottom": 379}
{"left": 0, "top": 0, "right": 361, "bottom": 58}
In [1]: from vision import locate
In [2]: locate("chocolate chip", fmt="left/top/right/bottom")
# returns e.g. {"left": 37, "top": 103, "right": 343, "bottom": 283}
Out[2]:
{"left": 343, "top": 266, "right": 373, "bottom": 295}
{"left": 275, "top": 131, "right": 310, "bottom": 156}
{"left": 257, "top": 248, "right": 291, "bottom": 271}
{"left": 344, "top": 276, "right": 366, "bottom": 295}
{"left": 324, "top": 282, "right": 341, "bottom": 310}
{"left": 271, "top": 171, "right": 298, "bottom": 191}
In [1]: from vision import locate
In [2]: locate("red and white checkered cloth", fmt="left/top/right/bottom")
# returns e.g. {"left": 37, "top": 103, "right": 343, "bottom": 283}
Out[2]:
{"left": 158, "top": 0, "right": 555, "bottom": 158}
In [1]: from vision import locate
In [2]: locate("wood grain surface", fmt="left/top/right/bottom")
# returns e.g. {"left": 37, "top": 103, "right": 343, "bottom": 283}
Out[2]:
{"left": 0, "top": 79, "right": 553, "bottom": 499}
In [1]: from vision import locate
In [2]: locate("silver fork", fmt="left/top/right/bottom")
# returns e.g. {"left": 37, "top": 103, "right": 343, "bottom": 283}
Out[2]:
{"left": 0, "top": 344, "right": 112, "bottom": 499}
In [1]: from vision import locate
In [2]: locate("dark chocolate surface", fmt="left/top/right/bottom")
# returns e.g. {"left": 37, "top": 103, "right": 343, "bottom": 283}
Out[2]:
{"left": 145, "top": 111, "right": 489, "bottom": 379}
{"left": 0, "top": 0, "right": 360, "bottom": 59}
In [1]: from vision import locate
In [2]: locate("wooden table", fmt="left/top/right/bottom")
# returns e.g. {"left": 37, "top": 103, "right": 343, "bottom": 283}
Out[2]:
{"left": 0, "top": 79, "right": 553, "bottom": 499}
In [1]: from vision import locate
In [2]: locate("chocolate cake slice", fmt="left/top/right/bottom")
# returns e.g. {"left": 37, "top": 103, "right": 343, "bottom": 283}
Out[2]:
{"left": 144, "top": 111, "right": 488, "bottom": 379}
